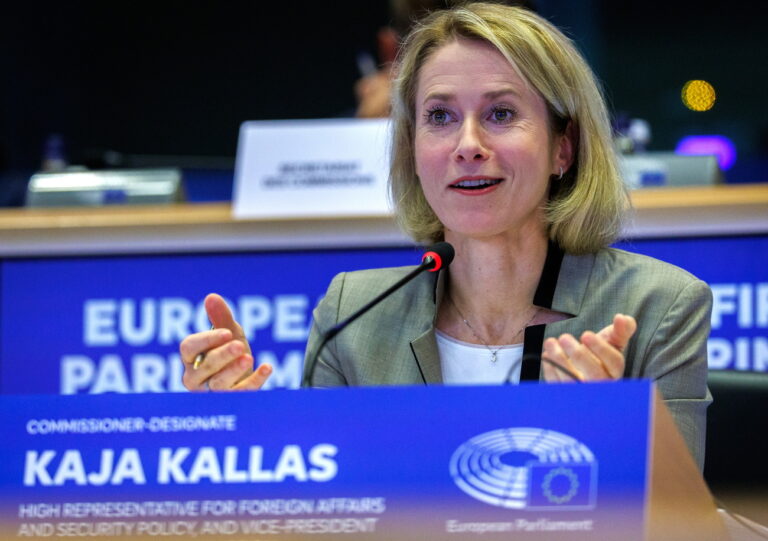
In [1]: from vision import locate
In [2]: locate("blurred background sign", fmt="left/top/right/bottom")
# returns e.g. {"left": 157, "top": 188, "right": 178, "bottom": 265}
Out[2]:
{"left": 233, "top": 119, "right": 391, "bottom": 219}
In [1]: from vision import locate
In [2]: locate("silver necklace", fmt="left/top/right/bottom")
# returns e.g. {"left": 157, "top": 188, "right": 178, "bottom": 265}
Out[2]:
{"left": 448, "top": 296, "right": 540, "bottom": 363}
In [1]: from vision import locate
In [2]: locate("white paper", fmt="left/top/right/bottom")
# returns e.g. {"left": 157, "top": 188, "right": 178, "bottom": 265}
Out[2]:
{"left": 233, "top": 118, "right": 392, "bottom": 219}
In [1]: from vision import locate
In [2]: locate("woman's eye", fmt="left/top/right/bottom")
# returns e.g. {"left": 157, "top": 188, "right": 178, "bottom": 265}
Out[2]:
{"left": 490, "top": 107, "right": 515, "bottom": 123}
{"left": 426, "top": 108, "right": 451, "bottom": 125}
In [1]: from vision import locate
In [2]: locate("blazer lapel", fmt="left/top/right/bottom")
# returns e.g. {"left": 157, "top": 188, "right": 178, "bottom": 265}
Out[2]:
{"left": 549, "top": 251, "right": 595, "bottom": 321}
{"left": 410, "top": 329, "right": 442, "bottom": 383}
{"left": 409, "top": 268, "right": 446, "bottom": 384}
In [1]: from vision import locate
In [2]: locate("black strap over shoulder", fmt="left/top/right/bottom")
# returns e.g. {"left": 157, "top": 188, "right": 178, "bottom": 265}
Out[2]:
{"left": 520, "top": 240, "right": 564, "bottom": 381}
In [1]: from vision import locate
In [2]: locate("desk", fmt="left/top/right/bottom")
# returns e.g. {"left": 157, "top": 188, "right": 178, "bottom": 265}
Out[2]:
{"left": 0, "top": 184, "right": 766, "bottom": 256}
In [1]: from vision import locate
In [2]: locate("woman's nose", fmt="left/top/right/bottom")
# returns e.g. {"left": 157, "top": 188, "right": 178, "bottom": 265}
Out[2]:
{"left": 453, "top": 119, "right": 489, "bottom": 162}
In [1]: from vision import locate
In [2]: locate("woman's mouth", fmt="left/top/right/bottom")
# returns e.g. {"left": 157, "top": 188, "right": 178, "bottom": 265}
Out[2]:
{"left": 449, "top": 177, "right": 504, "bottom": 191}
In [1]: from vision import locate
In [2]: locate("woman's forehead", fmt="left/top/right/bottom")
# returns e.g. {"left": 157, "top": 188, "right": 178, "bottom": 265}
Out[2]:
{"left": 415, "top": 38, "right": 536, "bottom": 103}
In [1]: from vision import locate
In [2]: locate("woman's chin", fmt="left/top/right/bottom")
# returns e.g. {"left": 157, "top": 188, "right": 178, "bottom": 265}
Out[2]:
{"left": 444, "top": 223, "right": 514, "bottom": 241}
{"left": 443, "top": 221, "right": 549, "bottom": 243}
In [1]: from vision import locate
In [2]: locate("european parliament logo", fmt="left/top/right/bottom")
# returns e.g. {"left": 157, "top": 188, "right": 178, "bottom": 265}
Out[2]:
{"left": 449, "top": 428, "right": 597, "bottom": 510}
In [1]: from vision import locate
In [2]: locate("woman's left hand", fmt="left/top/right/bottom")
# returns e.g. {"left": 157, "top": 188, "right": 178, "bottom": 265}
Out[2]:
{"left": 542, "top": 314, "right": 637, "bottom": 382}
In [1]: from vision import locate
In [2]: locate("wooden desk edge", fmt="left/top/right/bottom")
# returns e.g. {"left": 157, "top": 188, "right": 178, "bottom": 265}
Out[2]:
{"left": 0, "top": 185, "right": 765, "bottom": 256}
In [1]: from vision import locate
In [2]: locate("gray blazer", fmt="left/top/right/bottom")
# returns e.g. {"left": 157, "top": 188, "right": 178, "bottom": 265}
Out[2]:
{"left": 304, "top": 247, "right": 712, "bottom": 469}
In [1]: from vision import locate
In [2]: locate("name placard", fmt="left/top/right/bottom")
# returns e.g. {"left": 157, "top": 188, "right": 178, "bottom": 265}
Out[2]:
{"left": 1, "top": 382, "right": 655, "bottom": 539}
{"left": 233, "top": 119, "right": 392, "bottom": 219}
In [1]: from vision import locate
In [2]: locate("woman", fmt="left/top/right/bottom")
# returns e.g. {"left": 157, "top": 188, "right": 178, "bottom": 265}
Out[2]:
{"left": 179, "top": 3, "right": 711, "bottom": 469}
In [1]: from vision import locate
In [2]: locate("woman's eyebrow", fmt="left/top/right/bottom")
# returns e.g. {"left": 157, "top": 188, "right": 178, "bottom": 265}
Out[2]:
{"left": 483, "top": 87, "right": 521, "bottom": 100}
{"left": 422, "top": 87, "right": 521, "bottom": 105}
{"left": 422, "top": 91, "right": 454, "bottom": 104}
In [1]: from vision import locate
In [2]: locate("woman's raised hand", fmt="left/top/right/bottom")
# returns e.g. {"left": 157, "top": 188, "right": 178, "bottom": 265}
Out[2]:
{"left": 542, "top": 314, "right": 637, "bottom": 382}
{"left": 180, "top": 293, "right": 272, "bottom": 391}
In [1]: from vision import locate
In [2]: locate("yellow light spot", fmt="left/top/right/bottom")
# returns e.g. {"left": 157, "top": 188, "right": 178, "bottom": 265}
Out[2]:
{"left": 682, "top": 80, "right": 716, "bottom": 111}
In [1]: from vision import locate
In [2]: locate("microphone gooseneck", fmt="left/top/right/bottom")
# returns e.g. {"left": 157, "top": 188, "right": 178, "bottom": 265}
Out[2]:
{"left": 302, "top": 242, "right": 455, "bottom": 387}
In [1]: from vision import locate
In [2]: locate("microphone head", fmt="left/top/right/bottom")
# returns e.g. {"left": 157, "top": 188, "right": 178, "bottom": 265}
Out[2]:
{"left": 421, "top": 241, "right": 455, "bottom": 272}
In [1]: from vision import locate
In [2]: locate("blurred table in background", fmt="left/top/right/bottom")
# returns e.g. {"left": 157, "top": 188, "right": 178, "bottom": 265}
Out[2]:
{"left": 0, "top": 184, "right": 766, "bottom": 256}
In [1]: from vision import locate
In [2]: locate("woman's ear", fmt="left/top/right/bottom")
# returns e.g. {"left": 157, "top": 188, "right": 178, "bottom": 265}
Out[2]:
{"left": 553, "top": 121, "right": 576, "bottom": 176}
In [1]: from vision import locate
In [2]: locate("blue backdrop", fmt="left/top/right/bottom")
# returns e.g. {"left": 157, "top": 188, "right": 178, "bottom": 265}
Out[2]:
{"left": 1, "top": 235, "right": 765, "bottom": 394}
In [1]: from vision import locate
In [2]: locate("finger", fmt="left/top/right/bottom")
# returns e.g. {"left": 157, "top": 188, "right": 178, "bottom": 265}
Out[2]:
{"left": 542, "top": 338, "right": 563, "bottom": 382}
{"left": 580, "top": 331, "right": 625, "bottom": 380}
{"left": 596, "top": 314, "right": 637, "bottom": 351}
{"left": 542, "top": 337, "right": 582, "bottom": 382}
{"left": 558, "top": 334, "right": 605, "bottom": 381}
{"left": 207, "top": 354, "right": 255, "bottom": 391}
{"left": 542, "top": 356, "right": 562, "bottom": 382}
{"left": 610, "top": 314, "right": 637, "bottom": 350}
{"left": 232, "top": 363, "right": 273, "bottom": 391}
{"left": 179, "top": 328, "right": 233, "bottom": 365}
{"left": 205, "top": 293, "right": 246, "bottom": 341}
{"left": 183, "top": 339, "right": 246, "bottom": 390}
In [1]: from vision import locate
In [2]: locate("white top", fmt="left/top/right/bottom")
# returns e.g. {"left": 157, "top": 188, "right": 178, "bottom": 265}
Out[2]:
{"left": 435, "top": 330, "right": 524, "bottom": 385}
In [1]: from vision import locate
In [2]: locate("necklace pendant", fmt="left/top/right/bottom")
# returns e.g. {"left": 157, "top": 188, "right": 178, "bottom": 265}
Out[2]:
{"left": 491, "top": 351, "right": 498, "bottom": 363}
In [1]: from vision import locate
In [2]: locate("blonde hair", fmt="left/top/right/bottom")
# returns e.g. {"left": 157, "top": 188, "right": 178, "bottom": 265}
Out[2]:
{"left": 389, "top": 2, "right": 628, "bottom": 255}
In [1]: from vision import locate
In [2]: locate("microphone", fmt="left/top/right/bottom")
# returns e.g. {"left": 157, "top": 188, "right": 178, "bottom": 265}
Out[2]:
{"left": 302, "top": 242, "right": 455, "bottom": 387}
{"left": 421, "top": 242, "right": 454, "bottom": 273}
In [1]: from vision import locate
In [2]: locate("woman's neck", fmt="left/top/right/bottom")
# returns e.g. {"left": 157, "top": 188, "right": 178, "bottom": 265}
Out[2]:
{"left": 439, "top": 228, "right": 549, "bottom": 344}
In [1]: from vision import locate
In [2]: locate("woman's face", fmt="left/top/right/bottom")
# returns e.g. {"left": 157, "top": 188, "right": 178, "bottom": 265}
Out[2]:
{"left": 414, "top": 38, "right": 571, "bottom": 241}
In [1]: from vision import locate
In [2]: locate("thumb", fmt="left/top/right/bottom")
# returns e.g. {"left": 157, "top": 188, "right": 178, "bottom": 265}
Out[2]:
{"left": 204, "top": 293, "right": 245, "bottom": 340}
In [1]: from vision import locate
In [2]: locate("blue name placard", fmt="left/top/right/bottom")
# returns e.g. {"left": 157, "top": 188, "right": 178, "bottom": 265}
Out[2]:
{"left": 0, "top": 381, "right": 653, "bottom": 539}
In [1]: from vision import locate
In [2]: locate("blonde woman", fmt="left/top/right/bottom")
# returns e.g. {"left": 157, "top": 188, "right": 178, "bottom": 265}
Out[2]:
{"left": 180, "top": 3, "right": 711, "bottom": 469}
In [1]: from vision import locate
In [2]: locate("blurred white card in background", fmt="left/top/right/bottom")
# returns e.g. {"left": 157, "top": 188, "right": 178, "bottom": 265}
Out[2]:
{"left": 233, "top": 118, "right": 392, "bottom": 219}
